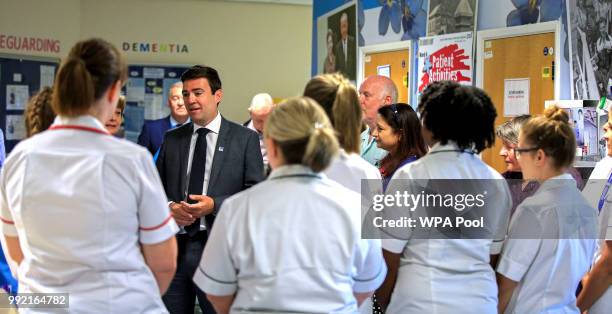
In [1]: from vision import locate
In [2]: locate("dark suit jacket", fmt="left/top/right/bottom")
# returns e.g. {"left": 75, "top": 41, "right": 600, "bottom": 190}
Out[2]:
{"left": 334, "top": 35, "right": 356, "bottom": 80}
{"left": 137, "top": 116, "right": 172, "bottom": 155}
{"left": 156, "top": 117, "right": 265, "bottom": 231}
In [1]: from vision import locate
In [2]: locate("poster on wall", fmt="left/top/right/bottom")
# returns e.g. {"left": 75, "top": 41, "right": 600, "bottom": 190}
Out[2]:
{"left": 548, "top": 99, "right": 600, "bottom": 158}
{"left": 318, "top": 1, "right": 358, "bottom": 81}
{"left": 503, "top": 78, "right": 530, "bottom": 117}
{"left": 568, "top": 0, "right": 612, "bottom": 100}
{"left": 358, "top": 0, "right": 428, "bottom": 46}
{"left": 417, "top": 31, "right": 473, "bottom": 93}
{"left": 5, "top": 115, "right": 25, "bottom": 141}
{"left": 5, "top": 84, "right": 29, "bottom": 110}
{"left": 122, "top": 65, "right": 187, "bottom": 143}
{"left": 426, "top": 0, "right": 477, "bottom": 36}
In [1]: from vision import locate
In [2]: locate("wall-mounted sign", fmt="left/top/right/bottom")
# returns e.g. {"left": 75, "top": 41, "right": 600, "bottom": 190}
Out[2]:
{"left": 0, "top": 34, "right": 60, "bottom": 53}
{"left": 417, "top": 32, "right": 473, "bottom": 93}
{"left": 122, "top": 42, "right": 189, "bottom": 54}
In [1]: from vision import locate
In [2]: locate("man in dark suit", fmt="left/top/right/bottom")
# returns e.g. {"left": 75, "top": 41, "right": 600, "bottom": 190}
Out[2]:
{"left": 156, "top": 65, "right": 264, "bottom": 314}
{"left": 137, "top": 82, "right": 190, "bottom": 155}
{"left": 334, "top": 12, "right": 356, "bottom": 80}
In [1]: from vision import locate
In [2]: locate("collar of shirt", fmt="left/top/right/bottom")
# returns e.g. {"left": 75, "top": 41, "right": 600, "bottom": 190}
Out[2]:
{"left": 169, "top": 115, "right": 189, "bottom": 128}
{"left": 428, "top": 141, "right": 461, "bottom": 153}
{"left": 361, "top": 126, "right": 374, "bottom": 145}
{"left": 52, "top": 115, "right": 108, "bottom": 132}
{"left": 268, "top": 164, "right": 323, "bottom": 180}
{"left": 537, "top": 173, "right": 575, "bottom": 192}
{"left": 246, "top": 120, "right": 262, "bottom": 137}
{"left": 192, "top": 111, "right": 221, "bottom": 135}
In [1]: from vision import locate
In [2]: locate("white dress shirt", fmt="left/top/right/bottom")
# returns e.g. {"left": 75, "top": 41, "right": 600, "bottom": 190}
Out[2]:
{"left": 0, "top": 115, "right": 178, "bottom": 313}
{"left": 498, "top": 174, "right": 598, "bottom": 314}
{"left": 246, "top": 120, "right": 267, "bottom": 169}
{"left": 184, "top": 111, "right": 221, "bottom": 230}
{"left": 193, "top": 165, "right": 386, "bottom": 313}
{"left": 382, "top": 142, "right": 512, "bottom": 313}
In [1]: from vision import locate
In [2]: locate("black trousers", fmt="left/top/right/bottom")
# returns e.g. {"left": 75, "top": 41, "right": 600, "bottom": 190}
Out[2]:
{"left": 163, "top": 231, "right": 216, "bottom": 314}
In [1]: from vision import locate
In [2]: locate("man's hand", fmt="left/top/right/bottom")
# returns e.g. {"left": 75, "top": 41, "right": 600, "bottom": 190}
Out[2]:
{"left": 180, "top": 194, "right": 215, "bottom": 219}
{"left": 169, "top": 201, "right": 196, "bottom": 226}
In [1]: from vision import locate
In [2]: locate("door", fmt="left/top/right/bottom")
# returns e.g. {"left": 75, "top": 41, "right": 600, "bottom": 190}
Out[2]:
{"left": 480, "top": 32, "right": 555, "bottom": 173}
{"left": 363, "top": 49, "right": 410, "bottom": 103}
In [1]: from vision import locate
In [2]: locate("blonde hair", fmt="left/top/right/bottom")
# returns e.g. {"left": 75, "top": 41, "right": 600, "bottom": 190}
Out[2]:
{"left": 25, "top": 87, "right": 56, "bottom": 138}
{"left": 116, "top": 95, "right": 126, "bottom": 112}
{"left": 303, "top": 73, "right": 361, "bottom": 154}
{"left": 53, "top": 38, "right": 127, "bottom": 117}
{"left": 520, "top": 106, "right": 576, "bottom": 170}
{"left": 264, "top": 96, "right": 339, "bottom": 172}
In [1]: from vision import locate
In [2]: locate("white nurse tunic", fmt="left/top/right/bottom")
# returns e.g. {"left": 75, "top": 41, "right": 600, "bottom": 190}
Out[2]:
{"left": 0, "top": 116, "right": 178, "bottom": 313}
{"left": 193, "top": 165, "right": 386, "bottom": 313}
{"left": 498, "top": 174, "right": 598, "bottom": 313}
{"left": 582, "top": 156, "right": 612, "bottom": 314}
{"left": 382, "top": 142, "right": 512, "bottom": 313}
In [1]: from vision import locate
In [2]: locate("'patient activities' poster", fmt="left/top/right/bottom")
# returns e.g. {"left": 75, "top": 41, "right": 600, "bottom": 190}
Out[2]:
{"left": 417, "top": 31, "right": 474, "bottom": 93}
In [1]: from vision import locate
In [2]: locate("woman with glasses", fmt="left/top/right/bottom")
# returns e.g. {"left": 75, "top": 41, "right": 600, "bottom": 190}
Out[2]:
{"left": 496, "top": 115, "right": 584, "bottom": 215}
{"left": 376, "top": 81, "right": 511, "bottom": 313}
{"left": 371, "top": 103, "right": 427, "bottom": 192}
{"left": 497, "top": 106, "right": 598, "bottom": 313}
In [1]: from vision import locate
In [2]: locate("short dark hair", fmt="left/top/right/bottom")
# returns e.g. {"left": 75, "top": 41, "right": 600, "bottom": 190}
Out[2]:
{"left": 180, "top": 65, "right": 222, "bottom": 93}
{"left": 418, "top": 81, "right": 497, "bottom": 153}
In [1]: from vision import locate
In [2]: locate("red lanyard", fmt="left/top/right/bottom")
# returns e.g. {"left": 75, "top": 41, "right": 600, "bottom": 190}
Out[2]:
{"left": 48, "top": 125, "right": 110, "bottom": 135}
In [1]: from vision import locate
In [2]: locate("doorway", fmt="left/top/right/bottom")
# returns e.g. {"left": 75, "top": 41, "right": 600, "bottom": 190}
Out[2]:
{"left": 476, "top": 21, "right": 561, "bottom": 173}
{"left": 359, "top": 42, "right": 412, "bottom": 104}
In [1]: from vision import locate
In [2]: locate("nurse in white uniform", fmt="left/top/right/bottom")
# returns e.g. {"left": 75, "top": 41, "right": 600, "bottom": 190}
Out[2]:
{"left": 0, "top": 38, "right": 178, "bottom": 313}
{"left": 376, "top": 81, "right": 511, "bottom": 313}
{"left": 303, "top": 73, "right": 383, "bottom": 313}
{"left": 578, "top": 114, "right": 612, "bottom": 313}
{"left": 497, "top": 106, "right": 598, "bottom": 313}
{"left": 193, "top": 97, "right": 386, "bottom": 313}
{"left": 377, "top": 81, "right": 512, "bottom": 313}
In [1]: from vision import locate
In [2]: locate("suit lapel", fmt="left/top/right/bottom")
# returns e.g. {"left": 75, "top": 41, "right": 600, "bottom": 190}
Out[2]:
{"left": 178, "top": 123, "right": 193, "bottom": 198}
{"left": 207, "top": 118, "right": 230, "bottom": 194}
{"left": 165, "top": 115, "right": 172, "bottom": 131}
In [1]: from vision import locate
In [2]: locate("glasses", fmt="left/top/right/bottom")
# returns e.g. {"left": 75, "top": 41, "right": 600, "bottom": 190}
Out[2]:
{"left": 513, "top": 146, "right": 539, "bottom": 159}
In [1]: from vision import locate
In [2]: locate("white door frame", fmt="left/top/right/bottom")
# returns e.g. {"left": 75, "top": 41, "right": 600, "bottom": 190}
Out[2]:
{"left": 475, "top": 21, "right": 561, "bottom": 100}
{"left": 358, "top": 41, "right": 413, "bottom": 103}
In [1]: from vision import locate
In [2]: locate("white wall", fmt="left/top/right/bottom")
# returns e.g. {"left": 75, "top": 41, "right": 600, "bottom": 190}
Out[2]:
{"left": 0, "top": 0, "right": 81, "bottom": 58}
{"left": 1, "top": 0, "right": 312, "bottom": 122}
{"left": 80, "top": 0, "right": 312, "bottom": 121}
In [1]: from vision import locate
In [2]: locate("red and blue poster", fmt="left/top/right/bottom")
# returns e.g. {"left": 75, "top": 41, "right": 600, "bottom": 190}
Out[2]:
{"left": 417, "top": 31, "right": 473, "bottom": 93}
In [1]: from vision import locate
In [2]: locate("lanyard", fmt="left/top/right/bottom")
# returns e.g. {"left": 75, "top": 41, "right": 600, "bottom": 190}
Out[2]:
{"left": 48, "top": 125, "right": 110, "bottom": 135}
{"left": 598, "top": 170, "right": 612, "bottom": 212}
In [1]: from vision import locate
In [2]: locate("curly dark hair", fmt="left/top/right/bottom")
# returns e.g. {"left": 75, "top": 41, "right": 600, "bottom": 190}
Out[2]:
{"left": 418, "top": 81, "right": 497, "bottom": 153}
